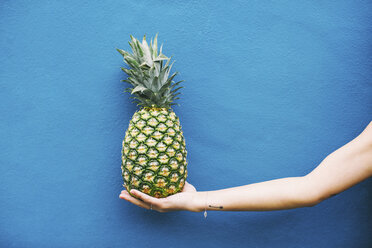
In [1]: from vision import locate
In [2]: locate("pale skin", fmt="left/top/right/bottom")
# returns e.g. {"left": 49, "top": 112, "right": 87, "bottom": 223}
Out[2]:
{"left": 119, "top": 121, "right": 372, "bottom": 212}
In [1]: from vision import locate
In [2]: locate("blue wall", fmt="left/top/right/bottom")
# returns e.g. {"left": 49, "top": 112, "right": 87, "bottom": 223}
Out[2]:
{"left": 1, "top": 1, "right": 371, "bottom": 247}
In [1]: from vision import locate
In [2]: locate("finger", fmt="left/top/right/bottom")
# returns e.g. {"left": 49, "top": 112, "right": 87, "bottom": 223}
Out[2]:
{"left": 130, "top": 189, "right": 161, "bottom": 206}
{"left": 120, "top": 191, "right": 150, "bottom": 210}
{"left": 119, "top": 190, "right": 131, "bottom": 197}
{"left": 120, "top": 192, "right": 150, "bottom": 210}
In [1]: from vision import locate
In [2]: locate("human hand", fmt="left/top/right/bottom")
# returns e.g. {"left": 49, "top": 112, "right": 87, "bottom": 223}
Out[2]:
{"left": 119, "top": 182, "right": 200, "bottom": 212}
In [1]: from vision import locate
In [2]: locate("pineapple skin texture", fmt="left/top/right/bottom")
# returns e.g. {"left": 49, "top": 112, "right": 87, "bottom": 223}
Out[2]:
{"left": 121, "top": 108, "right": 187, "bottom": 198}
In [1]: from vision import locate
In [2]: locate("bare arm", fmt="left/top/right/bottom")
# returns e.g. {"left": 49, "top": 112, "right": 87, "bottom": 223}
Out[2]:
{"left": 120, "top": 122, "right": 372, "bottom": 212}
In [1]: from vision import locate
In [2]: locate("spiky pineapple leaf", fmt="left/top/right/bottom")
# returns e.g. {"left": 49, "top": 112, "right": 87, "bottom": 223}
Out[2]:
{"left": 117, "top": 34, "right": 184, "bottom": 108}
{"left": 131, "top": 85, "right": 148, "bottom": 94}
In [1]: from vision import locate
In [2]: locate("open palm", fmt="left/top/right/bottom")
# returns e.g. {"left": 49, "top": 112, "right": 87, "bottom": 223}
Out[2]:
{"left": 119, "top": 182, "right": 198, "bottom": 212}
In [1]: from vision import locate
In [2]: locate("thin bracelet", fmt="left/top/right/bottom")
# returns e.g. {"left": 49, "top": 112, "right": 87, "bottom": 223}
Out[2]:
{"left": 204, "top": 192, "right": 208, "bottom": 219}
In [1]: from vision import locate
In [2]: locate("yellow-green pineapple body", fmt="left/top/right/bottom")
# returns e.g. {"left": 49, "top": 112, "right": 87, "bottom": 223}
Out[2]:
{"left": 121, "top": 107, "right": 187, "bottom": 198}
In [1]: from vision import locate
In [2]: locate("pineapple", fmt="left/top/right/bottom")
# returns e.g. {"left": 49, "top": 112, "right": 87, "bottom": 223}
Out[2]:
{"left": 117, "top": 34, "right": 187, "bottom": 198}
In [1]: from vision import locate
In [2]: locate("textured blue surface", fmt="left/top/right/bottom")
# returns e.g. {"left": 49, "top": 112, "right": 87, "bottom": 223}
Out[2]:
{"left": 1, "top": 1, "right": 371, "bottom": 247}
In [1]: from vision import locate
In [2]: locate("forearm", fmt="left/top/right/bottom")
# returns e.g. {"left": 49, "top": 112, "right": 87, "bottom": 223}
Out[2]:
{"left": 190, "top": 122, "right": 372, "bottom": 212}
{"left": 191, "top": 176, "right": 315, "bottom": 212}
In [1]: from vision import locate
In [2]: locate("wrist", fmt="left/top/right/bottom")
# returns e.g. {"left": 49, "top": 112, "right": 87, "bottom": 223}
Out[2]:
{"left": 189, "top": 192, "right": 207, "bottom": 212}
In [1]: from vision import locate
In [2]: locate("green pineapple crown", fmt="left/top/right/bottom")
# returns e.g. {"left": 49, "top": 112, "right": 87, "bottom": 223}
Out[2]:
{"left": 117, "top": 34, "right": 184, "bottom": 109}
